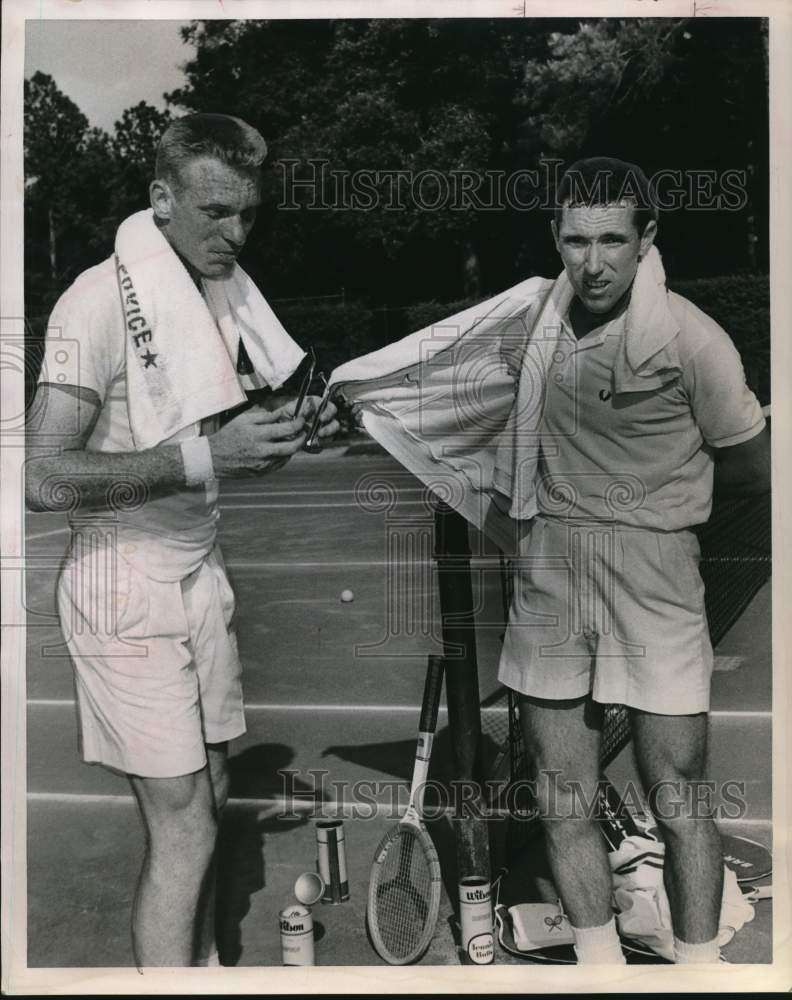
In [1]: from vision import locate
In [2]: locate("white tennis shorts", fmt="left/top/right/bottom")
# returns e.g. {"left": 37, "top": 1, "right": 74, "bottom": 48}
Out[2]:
{"left": 498, "top": 516, "right": 714, "bottom": 714}
{"left": 57, "top": 542, "right": 246, "bottom": 778}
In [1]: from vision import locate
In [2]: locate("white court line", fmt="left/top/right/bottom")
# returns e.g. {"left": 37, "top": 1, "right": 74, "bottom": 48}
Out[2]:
{"left": 24, "top": 791, "right": 776, "bottom": 826}
{"left": 710, "top": 710, "right": 772, "bottom": 720}
{"left": 25, "top": 791, "right": 398, "bottom": 818}
{"left": 28, "top": 792, "right": 136, "bottom": 805}
{"left": 221, "top": 488, "right": 425, "bottom": 498}
{"left": 227, "top": 560, "right": 434, "bottom": 568}
{"left": 226, "top": 558, "right": 500, "bottom": 569}
{"left": 26, "top": 792, "right": 410, "bottom": 818}
{"left": 27, "top": 698, "right": 502, "bottom": 714}
{"left": 219, "top": 500, "right": 434, "bottom": 510}
{"left": 26, "top": 791, "right": 314, "bottom": 812}
{"left": 26, "top": 698, "right": 770, "bottom": 720}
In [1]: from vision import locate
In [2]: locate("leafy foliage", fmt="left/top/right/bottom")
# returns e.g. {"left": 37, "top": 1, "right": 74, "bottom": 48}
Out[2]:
{"left": 24, "top": 76, "right": 173, "bottom": 315}
{"left": 24, "top": 18, "right": 769, "bottom": 332}
{"left": 272, "top": 301, "right": 375, "bottom": 373}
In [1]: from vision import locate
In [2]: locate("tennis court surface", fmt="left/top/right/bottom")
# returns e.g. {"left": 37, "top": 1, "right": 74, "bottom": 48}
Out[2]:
{"left": 24, "top": 442, "right": 772, "bottom": 967}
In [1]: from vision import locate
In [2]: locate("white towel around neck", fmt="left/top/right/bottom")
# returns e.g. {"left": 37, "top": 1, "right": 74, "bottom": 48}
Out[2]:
{"left": 114, "top": 209, "right": 305, "bottom": 449}
{"left": 328, "top": 247, "right": 680, "bottom": 549}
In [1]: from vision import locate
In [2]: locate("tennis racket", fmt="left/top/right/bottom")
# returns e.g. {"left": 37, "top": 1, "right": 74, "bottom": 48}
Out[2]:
{"left": 721, "top": 833, "right": 772, "bottom": 883}
{"left": 366, "top": 654, "right": 445, "bottom": 964}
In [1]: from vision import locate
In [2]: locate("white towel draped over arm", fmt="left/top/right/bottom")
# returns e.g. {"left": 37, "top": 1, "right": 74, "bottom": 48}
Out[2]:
{"left": 329, "top": 276, "right": 553, "bottom": 551}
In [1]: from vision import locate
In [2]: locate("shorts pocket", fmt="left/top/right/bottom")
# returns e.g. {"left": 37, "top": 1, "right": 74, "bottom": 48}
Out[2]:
{"left": 216, "top": 569, "right": 236, "bottom": 631}
{"left": 666, "top": 530, "right": 705, "bottom": 612}
{"left": 113, "top": 554, "right": 151, "bottom": 638}
{"left": 207, "top": 550, "right": 237, "bottom": 631}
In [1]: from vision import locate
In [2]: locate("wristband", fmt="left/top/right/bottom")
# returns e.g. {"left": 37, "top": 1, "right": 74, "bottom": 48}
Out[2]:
{"left": 180, "top": 436, "right": 217, "bottom": 487}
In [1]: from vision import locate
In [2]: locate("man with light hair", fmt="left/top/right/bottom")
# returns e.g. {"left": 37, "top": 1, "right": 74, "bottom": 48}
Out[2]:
{"left": 26, "top": 113, "right": 338, "bottom": 967}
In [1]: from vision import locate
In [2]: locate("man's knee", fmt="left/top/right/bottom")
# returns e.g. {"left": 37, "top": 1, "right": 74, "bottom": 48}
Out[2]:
{"left": 645, "top": 773, "right": 718, "bottom": 838}
{"left": 531, "top": 767, "right": 602, "bottom": 828}
{"left": 632, "top": 710, "right": 709, "bottom": 786}
{"left": 132, "top": 770, "right": 218, "bottom": 856}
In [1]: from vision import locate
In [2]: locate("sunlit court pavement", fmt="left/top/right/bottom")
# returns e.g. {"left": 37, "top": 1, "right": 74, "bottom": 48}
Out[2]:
{"left": 23, "top": 442, "right": 772, "bottom": 967}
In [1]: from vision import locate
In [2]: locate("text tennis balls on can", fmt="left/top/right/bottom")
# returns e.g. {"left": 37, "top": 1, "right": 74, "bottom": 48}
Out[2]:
{"left": 279, "top": 904, "right": 314, "bottom": 966}
{"left": 340, "top": 589, "right": 354, "bottom": 603}
{"left": 459, "top": 876, "right": 494, "bottom": 965}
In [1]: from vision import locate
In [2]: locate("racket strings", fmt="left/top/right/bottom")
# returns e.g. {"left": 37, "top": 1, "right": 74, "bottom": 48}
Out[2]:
{"left": 370, "top": 829, "right": 437, "bottom": 960}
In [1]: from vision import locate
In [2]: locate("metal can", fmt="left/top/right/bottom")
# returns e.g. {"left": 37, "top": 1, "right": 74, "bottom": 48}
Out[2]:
{"left": 279, "top": 904, "right": 314, "bottom": 966}
{"left": 459, "top": 876, "right": 494, "bottom": 964}
{"left": 316, "top": 819, "right": 350, "bottom": 903}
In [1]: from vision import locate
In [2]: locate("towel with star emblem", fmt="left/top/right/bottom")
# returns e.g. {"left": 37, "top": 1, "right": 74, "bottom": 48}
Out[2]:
{"left": 114, "top": 209, "right": 305, "bottom": 449}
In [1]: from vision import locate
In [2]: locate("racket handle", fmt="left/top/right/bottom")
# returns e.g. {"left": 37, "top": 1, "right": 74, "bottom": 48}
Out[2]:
{"left": 420, "top": 655, "right": 445, "bottom": 735}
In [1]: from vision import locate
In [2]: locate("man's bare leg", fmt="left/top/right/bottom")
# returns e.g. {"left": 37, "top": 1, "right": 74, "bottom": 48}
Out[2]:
{"left": 129, "top": 765, "right": 218, "bottom": 967}
{"left": 631, "top": 709, "right": 723, "bottom": 947}
{"left": 518, "top": 694, "right": 612, "bottom": 928}
{"left": 195, "top": 742, "right": 230, "bottom": 965}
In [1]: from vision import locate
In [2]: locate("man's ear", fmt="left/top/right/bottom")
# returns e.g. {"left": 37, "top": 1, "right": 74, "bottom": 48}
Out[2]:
{"left": 639, "top": 219, "right": 657, "bottom": 259}
{"left": 550, "top": 218, "right": 560, "bottom": 252}
{"left": 150, "top": 178, "right": 174, "bottom": 221}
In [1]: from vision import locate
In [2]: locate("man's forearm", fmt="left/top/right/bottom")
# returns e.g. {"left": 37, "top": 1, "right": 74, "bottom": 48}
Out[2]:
{"left": 25, "top": 445, "right": 186, "bottom": 513}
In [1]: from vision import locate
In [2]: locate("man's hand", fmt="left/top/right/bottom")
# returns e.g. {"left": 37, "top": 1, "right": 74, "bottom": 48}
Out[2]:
{"left": 302, "top": 395, "right": 341, "bottom": 442}
{"left": 208, "top": 404, "right": 307, "bottom": 477}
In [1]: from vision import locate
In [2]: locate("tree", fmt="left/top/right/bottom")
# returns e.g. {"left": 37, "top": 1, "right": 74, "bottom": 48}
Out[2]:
{"left": 514, "top": 18, "right": 769, "bottom": 276}
{"left": 24, "top": 72, "right": 90, "bottom": 282}
{"left": 166, "top": 18, "right": 563, "bottom": 303}
{"left": 25, "top": 82, "right": 172, "bottom": 317}
{"left": 110, "top": 101, "right": 173, "bottom": 208}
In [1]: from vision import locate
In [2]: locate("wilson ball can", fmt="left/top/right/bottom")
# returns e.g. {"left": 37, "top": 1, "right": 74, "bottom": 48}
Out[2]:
{"left": 459, "top": 876, "right": 494, "bottom": 964}
{"left": 279, "top": 903, "right": 314, "bottom": 966}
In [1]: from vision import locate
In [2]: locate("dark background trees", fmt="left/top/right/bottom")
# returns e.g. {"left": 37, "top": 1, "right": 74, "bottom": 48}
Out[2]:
{"left": 24, "top": 17, "right": 769, "bottom": 359}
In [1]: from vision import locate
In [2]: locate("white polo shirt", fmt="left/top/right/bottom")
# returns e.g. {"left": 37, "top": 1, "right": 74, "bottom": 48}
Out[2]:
{"left": 39, "top": 256, "right": 224, "bottom": 581}
{"left": 535, "top": 291, "right": 765, "bottom": 530}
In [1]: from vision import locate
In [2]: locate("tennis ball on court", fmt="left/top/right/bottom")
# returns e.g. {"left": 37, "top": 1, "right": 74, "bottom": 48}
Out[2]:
{"left": 340, "top": 589, "right": 354, "bottom": 603}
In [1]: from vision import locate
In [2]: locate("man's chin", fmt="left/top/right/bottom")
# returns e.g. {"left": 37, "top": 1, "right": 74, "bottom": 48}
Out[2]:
{"left": 578, "top": 294, "right": 614, "bottom": 315}
{"left": 200, "top": 261, "right": 236, "bottom": 280}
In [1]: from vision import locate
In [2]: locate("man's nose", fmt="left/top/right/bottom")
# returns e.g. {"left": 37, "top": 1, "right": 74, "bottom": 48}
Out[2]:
{"left": 584, "top": 244, "right": 602, "bottom": 273}
{"left": 222, "top": 215, "right": 247, "bottom": 249}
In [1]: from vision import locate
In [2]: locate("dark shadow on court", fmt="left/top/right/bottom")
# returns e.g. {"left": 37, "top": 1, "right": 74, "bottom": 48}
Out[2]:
{"left": 320, "top": 725, "right": 502, "bottom": 787}
{"left": 217, "top": 742, "right": 327, "bottom": 966}
{"left": 227, "top": 742, "right": 330, "bottom": 801}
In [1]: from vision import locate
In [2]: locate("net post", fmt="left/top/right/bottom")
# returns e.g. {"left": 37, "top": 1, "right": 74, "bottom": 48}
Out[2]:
{"left": 433, "top": 500, "right": 491, "bottom": 884}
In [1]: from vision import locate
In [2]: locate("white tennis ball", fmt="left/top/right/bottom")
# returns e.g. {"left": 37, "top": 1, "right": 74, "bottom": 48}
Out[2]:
{"left": 340, "top": 589, "right": 354, "bottom": 603}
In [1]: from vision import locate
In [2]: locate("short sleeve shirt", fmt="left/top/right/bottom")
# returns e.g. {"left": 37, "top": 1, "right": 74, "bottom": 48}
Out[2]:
{"left": 536, "top": 291, "right": 765, "bottom": 529}
{"left": 38, "top": 256, "right": 221, "bottom": 581}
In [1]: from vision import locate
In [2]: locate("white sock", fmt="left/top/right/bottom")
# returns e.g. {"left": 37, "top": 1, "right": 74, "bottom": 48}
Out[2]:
{"left": 197, "top": 951, "right": 221, "bottom": 967}
{"left": 674, "top": 936, "right": 720, "bottom": 963}
{"left": 571, "top": 917, "right": 626, "bottom": 964}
